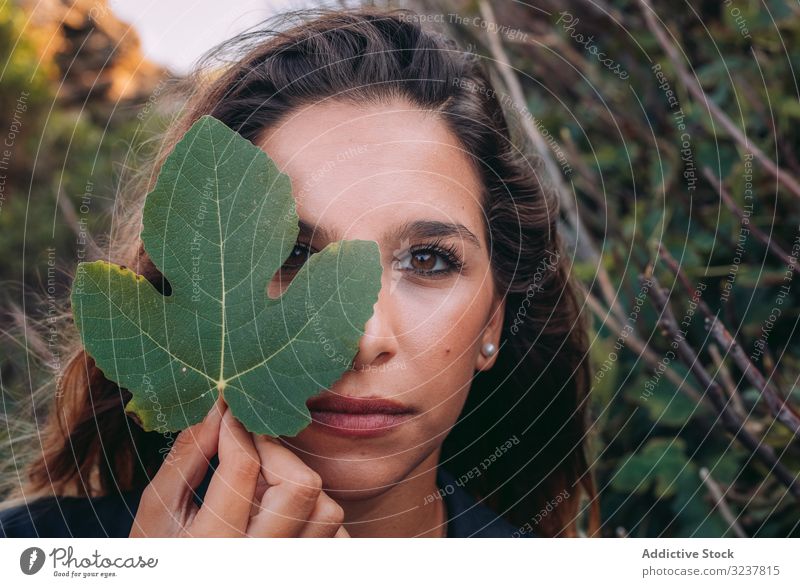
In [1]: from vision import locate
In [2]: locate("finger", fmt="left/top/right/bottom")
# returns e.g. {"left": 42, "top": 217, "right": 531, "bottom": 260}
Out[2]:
{"left": 246, "top": 435, "right": 323, "bottom": 537}
{"left": 144, "top": 394, "right": 225, "bottom": 509}
{"left": 191, "top": 407, "right": 261, "bottom": 536}
{"left": 334, "top": 525, "right": 350, "bottom": 538}
{"left": 248, "top": 473, "right": 269, "bottom": 519}
{"left": 298, "top": 492, "right": 345, "bottom": 538}
{"left": 254, "top": 471, "right": 269, "bottom": 502}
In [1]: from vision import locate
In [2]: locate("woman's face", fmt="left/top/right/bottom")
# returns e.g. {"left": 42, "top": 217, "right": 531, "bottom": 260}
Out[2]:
{"left": 258, "top": 98, "right": 505, "bottom": 501}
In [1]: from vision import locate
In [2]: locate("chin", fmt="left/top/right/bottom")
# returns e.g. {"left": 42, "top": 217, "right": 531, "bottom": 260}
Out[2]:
{"left": 280, "top": 425, "right": 443, "bottom": 501}
{"left": 307, "top": 459, "right": 403, "bottom": 501}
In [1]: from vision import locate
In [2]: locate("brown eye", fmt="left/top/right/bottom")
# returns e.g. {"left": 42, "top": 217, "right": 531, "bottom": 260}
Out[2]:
{"left": 282, "top": 242, "right": 313, "bottom": 271}
{"left": 410, "top": 251, "right": 437, "bottom": 272}
{"left": 393, "top": 242, "right": 464, "bottom": 278}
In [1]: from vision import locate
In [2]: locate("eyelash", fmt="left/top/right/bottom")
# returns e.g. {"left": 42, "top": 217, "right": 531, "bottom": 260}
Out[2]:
{"left": 399, "top": 238, "right": 465, "bottom": 278}
{"left": 281, "top": 238, "right": 465, "bottom": 278}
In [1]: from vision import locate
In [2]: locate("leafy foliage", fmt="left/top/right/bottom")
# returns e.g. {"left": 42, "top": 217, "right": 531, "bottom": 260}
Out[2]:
{"left": 418, "top": 0, "right": 800, "bottom": 536}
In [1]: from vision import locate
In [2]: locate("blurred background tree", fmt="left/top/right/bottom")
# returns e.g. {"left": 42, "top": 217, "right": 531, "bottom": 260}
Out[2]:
{"left": 1, "top": 0, "right": 799, "bottom": 537}
{"left": 0, "top": 0, "right": 174, "bottom": 499}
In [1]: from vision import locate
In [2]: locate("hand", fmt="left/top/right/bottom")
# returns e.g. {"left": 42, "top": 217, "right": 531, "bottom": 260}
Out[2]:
{"left": 129, "top": 396, "right": 349, "bottom": 537}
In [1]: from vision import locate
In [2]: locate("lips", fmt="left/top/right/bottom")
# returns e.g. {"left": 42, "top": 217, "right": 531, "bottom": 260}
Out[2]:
{"left": 306, "top": 393, "right": 414, "bottom": 438}
{"left": 307, "top": 394, "right": 411, "bottom": 414}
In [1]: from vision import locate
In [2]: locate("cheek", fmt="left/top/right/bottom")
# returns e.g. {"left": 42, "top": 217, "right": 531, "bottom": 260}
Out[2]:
{"left": 397, "top": 285, "right": 488, "bottom": 417}
{"left": 398, "top": 283, "right": 487, "bottom": 367}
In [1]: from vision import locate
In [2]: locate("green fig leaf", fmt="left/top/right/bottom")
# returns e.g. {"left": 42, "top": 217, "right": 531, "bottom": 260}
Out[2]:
{"left": 70, "top": 115, "right": 382, "bottom": 436}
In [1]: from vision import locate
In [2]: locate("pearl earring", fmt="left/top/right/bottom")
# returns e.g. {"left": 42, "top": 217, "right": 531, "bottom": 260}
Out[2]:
{"left": 481, "top": 342, "right": 497, "bottom": 357}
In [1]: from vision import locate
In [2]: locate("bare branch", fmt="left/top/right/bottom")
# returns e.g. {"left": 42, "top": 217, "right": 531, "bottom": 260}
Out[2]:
{"left": 699, "top": 467, "right": 748, "bottom": 537}
{"left": 644, "top": 273, "right": 800, "bottom": 501}
{"left": 658, "top": 246, "right": 800, "bottom": 436}
{"left": 707, "top": 343, "right": 747, "bottom": 418}
{"left": 585, "top": 291, "right": 702, "bottom": 401}
{"left": 707, "top": 317, "right": 800, "bottom": 436}
{"left": 702, "top": 167, "right": 800, "bottom": 276}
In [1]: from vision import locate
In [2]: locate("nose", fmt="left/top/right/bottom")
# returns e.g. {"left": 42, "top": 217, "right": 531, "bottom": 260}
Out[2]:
{"left": 349, "top": 263, "right": 399, "bottom": 372}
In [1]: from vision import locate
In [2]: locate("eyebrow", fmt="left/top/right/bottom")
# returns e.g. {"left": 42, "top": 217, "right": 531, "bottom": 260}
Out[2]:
{"left": 297, "top": 218, "right": 482, "bottom": 249}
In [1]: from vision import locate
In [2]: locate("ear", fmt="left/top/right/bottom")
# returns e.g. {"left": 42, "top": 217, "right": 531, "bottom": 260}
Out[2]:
{"left": 475, "top": 293, "right": 506, "bottom": 372}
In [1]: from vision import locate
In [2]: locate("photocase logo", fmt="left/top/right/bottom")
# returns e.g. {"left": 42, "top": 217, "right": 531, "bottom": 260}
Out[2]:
{"left": 20, "top": 547, "right": 46, "bottom": 575}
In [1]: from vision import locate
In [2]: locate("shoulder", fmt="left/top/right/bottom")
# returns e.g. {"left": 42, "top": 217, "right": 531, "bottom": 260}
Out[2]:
{"left": 0, "top": 491, "right": 142, "bottom": 538}
{"left": 437, "top": 467, "right": 536, "bottom": 538}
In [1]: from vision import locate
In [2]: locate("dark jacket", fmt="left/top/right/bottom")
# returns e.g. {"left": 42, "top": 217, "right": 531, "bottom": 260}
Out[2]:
{"left": 0, "top": 458, "right": 529, "bottom": 538}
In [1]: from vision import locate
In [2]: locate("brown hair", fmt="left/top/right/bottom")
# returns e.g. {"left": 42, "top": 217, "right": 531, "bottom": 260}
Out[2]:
{"left": 4, "top": 7, "right": 600, "bottom": 537}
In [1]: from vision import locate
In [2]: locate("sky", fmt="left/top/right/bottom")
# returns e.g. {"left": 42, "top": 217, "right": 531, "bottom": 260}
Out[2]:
{"left": 108, "top": 0, "right": 349, "bottom": 74}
